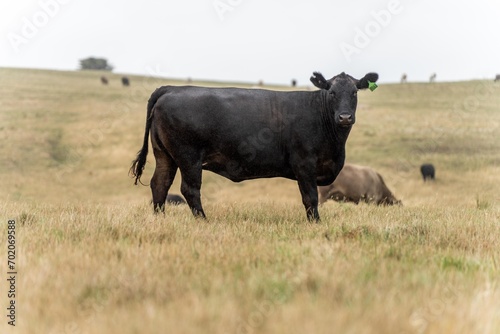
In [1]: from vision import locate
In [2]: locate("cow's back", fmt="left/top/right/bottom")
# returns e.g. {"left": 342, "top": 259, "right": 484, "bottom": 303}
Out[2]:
{"left": 348, "top": 165, "right": 383, "bottom": 203}
{"left": 153, "top": 86, "right": 315, "bottom": 139}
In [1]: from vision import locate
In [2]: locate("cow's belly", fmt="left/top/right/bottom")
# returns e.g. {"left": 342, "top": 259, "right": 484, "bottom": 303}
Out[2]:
{"left": 316, "top": 162, "right": 342, "bottom": 186}
{"left": 202, "top": 151, "right": 294, "bottom": 182}
{"left": 316, "top": 174, "right": 337, "bottom": 187}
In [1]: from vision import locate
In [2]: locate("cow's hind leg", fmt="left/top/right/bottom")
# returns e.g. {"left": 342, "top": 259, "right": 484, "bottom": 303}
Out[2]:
{"left": 151, "top": 148, "right": 178, "bottom": 212}
{"left": 178, "top": 155, "right": 206, "bottom": 219}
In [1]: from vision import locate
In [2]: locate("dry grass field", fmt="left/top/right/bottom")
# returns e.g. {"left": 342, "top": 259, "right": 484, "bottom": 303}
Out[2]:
{"left": 0, "top": 67, "right": 499, "bottom": 334}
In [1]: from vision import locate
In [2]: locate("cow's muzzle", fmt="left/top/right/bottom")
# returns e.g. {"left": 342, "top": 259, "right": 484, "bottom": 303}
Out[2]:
{"left": 338, "top": 113, "right": 354, "bottom": 126}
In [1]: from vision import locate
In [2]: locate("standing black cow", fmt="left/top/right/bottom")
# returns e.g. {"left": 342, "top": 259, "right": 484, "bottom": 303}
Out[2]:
{"left": 130, "top": 71, "right": 378, "bottom": 221}
{"left": 420, "top": 164, "right": 435, "bottom": 181}
{"left": 122, "top": 76, "right": 130, "bottom": 86}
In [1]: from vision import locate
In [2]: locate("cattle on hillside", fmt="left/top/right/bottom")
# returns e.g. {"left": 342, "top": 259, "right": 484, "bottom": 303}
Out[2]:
{"left": 122, "top": 76, "right": 130, "bottom": 86}
{"left": 318, "top": 164, "right": 401, "bottom": 206}
{"left": 100, "top": 76, "right": 108, "bottom": 85}
{"left": 401, "top": 73, "right": 407, "bottom": 84}
{"left": 420, "top": 164, "right": 435, "bottom": 181}
{"left": 130, "top": 70, "right": 378, "bottom": 221}
{"left": 495, "top": 74, "right": 500, "bottom": 82}
{"left": 291, "top": 79, "right": 297, "bottom": 87}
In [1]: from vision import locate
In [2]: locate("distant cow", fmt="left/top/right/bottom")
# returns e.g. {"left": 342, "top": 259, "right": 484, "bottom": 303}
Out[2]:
{"left": 121, "top": 76, "right": 130, "bottom": 86}
{"left": 495, "top": 74, "right": 500, "bottom": 82}
{"left": 166, "top": 194, "right": 186, "bottom": 205}
{"left": 400, "top": 73, "right": 407, "bottom": 84}
{"left": 420, "top": 164, "right": 435, "bottom": 181}
{"left": 291, "top": 79, "right": 297, "bottom": 87}
{"left": 100, "top": 76, "right": 108, "bottom": 85}
{"left": 130, "top": 70, "right": 379, "bottom": 221}
{"left": 318, "top": 164, "right": 402, "bottom": 206}
{"left": 429, "top": 73, "right": 436, "bottom": 83}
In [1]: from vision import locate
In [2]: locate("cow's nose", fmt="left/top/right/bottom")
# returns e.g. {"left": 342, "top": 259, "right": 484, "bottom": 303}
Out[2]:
{"left": 339, "top": 114, "right": 353, "bottom": 125}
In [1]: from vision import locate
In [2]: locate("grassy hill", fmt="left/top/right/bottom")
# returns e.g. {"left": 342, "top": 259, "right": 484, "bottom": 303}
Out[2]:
{"left": 0, "top": 68, "right": 499, "bottom": 334}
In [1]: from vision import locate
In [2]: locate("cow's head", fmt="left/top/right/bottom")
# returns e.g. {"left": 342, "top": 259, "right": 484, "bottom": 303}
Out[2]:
{"left": 310, "top": 71, "right": 379, "bottom": 127}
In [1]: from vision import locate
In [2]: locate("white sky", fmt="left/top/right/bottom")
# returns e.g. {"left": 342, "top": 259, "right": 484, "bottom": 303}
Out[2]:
{"left": 1, "top": 0, "right": 500, "bottom": 85}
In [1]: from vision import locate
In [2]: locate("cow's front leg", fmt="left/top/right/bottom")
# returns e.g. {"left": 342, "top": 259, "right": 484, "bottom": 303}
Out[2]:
{"left": 298, "top": 179, "right": 320, "bottom": 221}
{"left": 293, "top": 163, "right": 320, "bottom": 222}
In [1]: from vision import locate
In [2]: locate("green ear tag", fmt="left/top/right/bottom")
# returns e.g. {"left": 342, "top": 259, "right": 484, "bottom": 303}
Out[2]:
{"left": 368, "top": 81, "right": 378, "bottom": 92}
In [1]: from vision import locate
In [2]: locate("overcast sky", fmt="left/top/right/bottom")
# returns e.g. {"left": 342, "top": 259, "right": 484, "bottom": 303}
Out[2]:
{"left": 1, "top": 0, "right": 499, "bottom": 85}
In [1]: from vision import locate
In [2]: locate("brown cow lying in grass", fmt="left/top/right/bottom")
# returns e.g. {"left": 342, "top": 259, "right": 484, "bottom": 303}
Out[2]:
{"left": 318, "top": 164, "right": 402, "bottom": 206}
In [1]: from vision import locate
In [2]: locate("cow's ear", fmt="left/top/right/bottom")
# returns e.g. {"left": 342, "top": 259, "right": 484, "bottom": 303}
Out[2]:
{"left": 310, "top": 72, "right": 331, "bottom": 90}
{"left": 356, "top": 72, "right": 379, "bottom": 90}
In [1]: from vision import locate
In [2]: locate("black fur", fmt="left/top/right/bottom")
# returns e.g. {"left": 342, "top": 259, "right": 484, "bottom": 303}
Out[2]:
{"left": 310, "top": 72, "right": 330, "bottom": 90}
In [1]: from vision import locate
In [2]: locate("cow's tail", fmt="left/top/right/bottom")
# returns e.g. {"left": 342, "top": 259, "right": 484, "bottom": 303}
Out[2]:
{"left": 129, "top": 86, "right": 170, "bottom": 185}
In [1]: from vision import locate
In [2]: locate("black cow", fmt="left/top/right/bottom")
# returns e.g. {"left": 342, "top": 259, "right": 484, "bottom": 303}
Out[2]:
{"left": 420, "top": 164, "right": 435, "bottom": 181}
{"left": 100, "top": 76, "right": 108, "bottom": 85}
{"left": 166, "top": 194, "right": 186, "bottom": 205}
{"left": 130, "top": 71, "right": 378, "bottom": 221}
{"left": 495, "top": 74, "right": 500, "bottom": 82}
{"left": 122, "top": 76, "right": 130, "bottom": 86}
